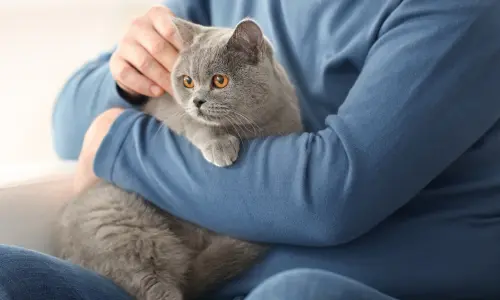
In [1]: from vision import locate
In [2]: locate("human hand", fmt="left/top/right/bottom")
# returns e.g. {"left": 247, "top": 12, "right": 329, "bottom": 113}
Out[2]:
{"left": 74, "top": 108, "right": 126, "bottom": 194}
{"left": 110, "top": 5, "right": 183, "bottom": 98}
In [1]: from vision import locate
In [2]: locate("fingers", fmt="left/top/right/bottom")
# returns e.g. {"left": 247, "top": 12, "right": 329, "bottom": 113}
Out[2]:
{"left": 147, "top": 5, "right": 184, "bottom": 50}
{"left": 130, "top": 19, "right": 179, "bottom": 77}
{"left": 110, "top": 54, "right": 164, "bottom": 97}
{"left": 120, "top": 38, "right": 173, "bottom": 93}
{"left": 110, "top": 4, "right": 180, "bottom": 98}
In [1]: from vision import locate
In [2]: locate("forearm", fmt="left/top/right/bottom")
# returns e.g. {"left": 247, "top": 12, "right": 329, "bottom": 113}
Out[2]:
{"left": 93, "top": 110, "right": 334, "bottom": 245}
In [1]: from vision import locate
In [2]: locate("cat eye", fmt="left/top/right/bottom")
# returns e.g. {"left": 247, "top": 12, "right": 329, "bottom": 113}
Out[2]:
{"left": 182, "top": 75, "right": 194, "bottom": 88}
{"left": 212, "top": 74, "right": 229, "bottom": 89}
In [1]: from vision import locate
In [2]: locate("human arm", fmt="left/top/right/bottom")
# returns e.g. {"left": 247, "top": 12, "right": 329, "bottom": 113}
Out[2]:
{"left": 90, "top": 0, "right": 500, "bottom": 246}
{"left": 51, "top": 0, "right": 210, "bottom": 160}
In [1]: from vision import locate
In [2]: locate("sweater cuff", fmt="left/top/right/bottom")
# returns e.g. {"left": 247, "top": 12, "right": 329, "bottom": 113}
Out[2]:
{"left": 115, "top": 83, "right": 149, "bottom": 106}
{"left": 93, "top": 109, "right": 145, "bottom": 182}
{"left": 100, "top": 69, "right": 136, "bottom": 109}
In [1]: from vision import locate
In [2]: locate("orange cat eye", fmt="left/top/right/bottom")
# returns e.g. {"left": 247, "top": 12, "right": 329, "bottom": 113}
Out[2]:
{"left": 212, "top": 74, "right": 229, "bottom": 89}
{"left": 183, "top": 75, "right": 194, "bottom": 88}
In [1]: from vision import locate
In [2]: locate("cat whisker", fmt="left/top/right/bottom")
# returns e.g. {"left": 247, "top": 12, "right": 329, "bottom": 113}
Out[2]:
{"left": 223, "top": 115, "right": 245, "bottom": 154}
{"left": 231, "top": 111, "right": 259, "bottom": 127}
{"left": 219, "top": 117, "right": 231, "bottom": 136}
{"left": 231, "top": 111, "right": 261, "bottom": 136}
{"left": 225, "top": 115, "right": 244, "bottom": 142}
{"left": 236, "top": 112, "right": 262, "bottom": 132}
{"left": 238, "top": 116, "right": 259, "bottom": 136}
{"left": 177, "top": 111, "right": 189, "bottom": 121}
{"left": 172, "top": 111, "right": 187, "bottom": 117}
{"left": 151, "top": 121, "right": 167, "bottom": 141}
{"left": 229, "top": 114, "right": 253, "bottom": 138}
{"left": 208, "top": 104, "right": 231, "bottom": 110}
{"left": 226, "top": 113, "right": 252, "bottom": 135}
{"left": 218, "top": 116, "right": 237, "bottom": 142}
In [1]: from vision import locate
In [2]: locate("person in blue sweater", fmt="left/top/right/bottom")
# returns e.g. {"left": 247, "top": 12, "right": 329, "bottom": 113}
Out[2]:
{"left": 2, "top": 0, "right": 500, "bottom": 299}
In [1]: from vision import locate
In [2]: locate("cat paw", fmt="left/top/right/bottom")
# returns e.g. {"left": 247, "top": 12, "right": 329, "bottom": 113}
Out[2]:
{"left": 144, "top": 282, "right": 183, "bottom": 300}
{"left": 201, "top": 135, "right": 240, "bottom": 167}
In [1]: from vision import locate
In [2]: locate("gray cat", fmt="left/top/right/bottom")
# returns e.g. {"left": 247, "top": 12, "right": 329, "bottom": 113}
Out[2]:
{"left": 54, "top": 17, "right": 302, "bottom": 300}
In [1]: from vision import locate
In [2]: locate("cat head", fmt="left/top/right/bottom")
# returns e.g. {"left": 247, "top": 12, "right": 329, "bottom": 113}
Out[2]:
{"left": 168, "top": 17, "right": 280, "bottom": 126}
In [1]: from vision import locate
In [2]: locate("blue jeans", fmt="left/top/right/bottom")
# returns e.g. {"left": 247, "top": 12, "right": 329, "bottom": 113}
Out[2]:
{"left": 0, "top": 245, "right": 396, "bottom": 300}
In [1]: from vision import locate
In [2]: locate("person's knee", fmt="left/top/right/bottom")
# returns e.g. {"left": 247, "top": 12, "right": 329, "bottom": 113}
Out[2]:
{"left": 0, "top": 245, "right": 75, "bottom": 298}
{"left": 264, "top": 268, "right": 351, "bottom": 285}
{"left": 0, "top": 245, "right": 37, "bottom": 299}
{"left": 0, "top": 245, "right": 32, "bottom": 273}
{"left": 0, "top": 245, "right": 132, "bottom": 300}
{"left": 266, "top": 268, "right": 361, "bottom": 294}
{"left": 0, "top": 244, "right": 58, "bottom": 273}
{"left": 245, "top": 268, "right": 394, "bottom": 300}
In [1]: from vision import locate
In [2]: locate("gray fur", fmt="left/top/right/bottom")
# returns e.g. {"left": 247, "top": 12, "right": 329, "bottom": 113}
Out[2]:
{"left": 54, "top": 18, "right": 302, "bottom": 300}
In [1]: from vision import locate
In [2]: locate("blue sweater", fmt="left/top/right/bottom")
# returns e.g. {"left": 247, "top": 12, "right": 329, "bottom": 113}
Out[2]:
{"left": 52, "top": 0, "right": 500, "bottom": 299}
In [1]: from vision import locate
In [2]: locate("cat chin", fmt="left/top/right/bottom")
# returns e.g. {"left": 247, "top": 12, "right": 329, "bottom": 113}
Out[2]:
{"left": 195, "top": 118, "right": 222, "bottom": 127}
{"left": 189, "top": 112, "right": 224, "bottom": 127}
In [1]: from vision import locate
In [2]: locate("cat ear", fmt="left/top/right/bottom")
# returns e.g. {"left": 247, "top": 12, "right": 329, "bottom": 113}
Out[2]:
{"left": 227, "top": 18, "right": 265, "bottom": 64}
{"left": 170, "top": 17, "right": 204, "bottom": 46}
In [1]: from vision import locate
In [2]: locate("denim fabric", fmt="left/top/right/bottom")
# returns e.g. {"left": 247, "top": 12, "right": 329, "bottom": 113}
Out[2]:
{"left": 0, "top": 245, "right": 397, "bottom": 300}
{"left": 0, "top": 245, "right": 131, "bottom": 300}
{"left": 245, "top": 269, "right": 396, "bottom": 300}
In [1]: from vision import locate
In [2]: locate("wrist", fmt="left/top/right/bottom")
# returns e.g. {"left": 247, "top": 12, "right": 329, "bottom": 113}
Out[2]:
{"left": 115, "top": 82, "right": 149, "bottom": 106}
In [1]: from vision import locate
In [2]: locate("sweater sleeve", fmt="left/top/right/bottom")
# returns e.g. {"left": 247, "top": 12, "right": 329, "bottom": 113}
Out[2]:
{"left": 94, "top": 0, "right": 500, "bottom": 246}
{"left": 51, "top": 0, "right": 211, "bottom": 160}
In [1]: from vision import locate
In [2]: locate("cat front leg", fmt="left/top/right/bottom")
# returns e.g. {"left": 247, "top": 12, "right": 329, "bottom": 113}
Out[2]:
{"left": 184, "top": 123, "right": 240, "bottom": 167}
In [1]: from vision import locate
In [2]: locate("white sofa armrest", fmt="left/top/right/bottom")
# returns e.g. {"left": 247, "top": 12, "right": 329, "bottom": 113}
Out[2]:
{"left": 0, "top": 162, "right": 77, "bottom": 255}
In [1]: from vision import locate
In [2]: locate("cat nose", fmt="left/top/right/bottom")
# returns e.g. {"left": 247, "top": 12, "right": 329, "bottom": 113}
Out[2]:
{"left": 193, "top": 98, "right": 206, "bottom": 108}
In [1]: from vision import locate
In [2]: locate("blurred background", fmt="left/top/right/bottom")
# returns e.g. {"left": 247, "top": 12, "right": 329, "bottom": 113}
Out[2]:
{"left": 0, "top": 0, "right": 158, "bottom": 184}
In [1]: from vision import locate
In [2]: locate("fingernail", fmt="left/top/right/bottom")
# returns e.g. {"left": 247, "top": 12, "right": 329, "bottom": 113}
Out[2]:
{"left": 150, "top": 85, "right": 163, "bottom": 96}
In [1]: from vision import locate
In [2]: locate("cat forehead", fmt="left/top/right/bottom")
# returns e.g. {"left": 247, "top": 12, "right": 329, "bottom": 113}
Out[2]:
{"left": 180, "top": 29, "right": 228, "bottom": 57}
{"left": 175, "top": 29, "right": 249, "bottom": 74}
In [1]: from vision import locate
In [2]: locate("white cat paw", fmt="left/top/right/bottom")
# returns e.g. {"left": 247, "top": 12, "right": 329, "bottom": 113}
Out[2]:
{"left": 201, "top": 135, "right": 240, "bottom": 167}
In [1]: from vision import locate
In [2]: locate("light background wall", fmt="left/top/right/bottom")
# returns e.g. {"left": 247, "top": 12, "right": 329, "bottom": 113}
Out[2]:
{"left": 0, "top": 0, "right": 158, "bottom": 183}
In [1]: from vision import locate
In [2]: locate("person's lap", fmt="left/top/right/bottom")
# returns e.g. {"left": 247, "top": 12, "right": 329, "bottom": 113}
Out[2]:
{"left": 0, "top": 244, "right": 396, "bottom": 300}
